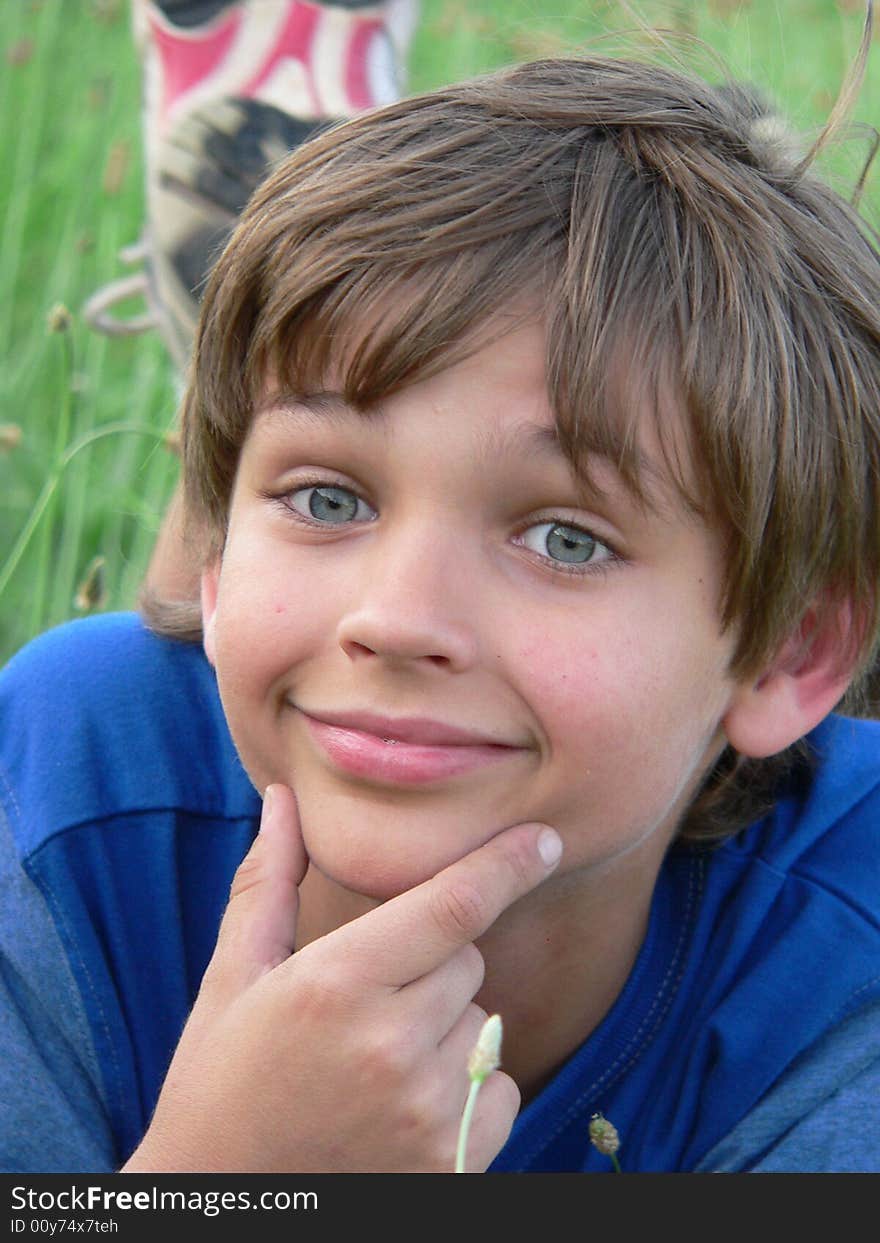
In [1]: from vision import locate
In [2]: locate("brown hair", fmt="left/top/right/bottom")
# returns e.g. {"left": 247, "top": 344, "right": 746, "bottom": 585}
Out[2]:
{"left": 143, "top": 40, "right": 880, "bottom": 843}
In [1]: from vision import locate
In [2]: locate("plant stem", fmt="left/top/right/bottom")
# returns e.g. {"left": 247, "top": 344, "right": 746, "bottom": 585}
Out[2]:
{"left": 454, "top": 1079, "right": 482, "bottom": 1174}
{"left": 0, "top": 422, "right": 163, "bottom": 601}
{"left": 30, "top": 329, "right": 77, "bottom": 634}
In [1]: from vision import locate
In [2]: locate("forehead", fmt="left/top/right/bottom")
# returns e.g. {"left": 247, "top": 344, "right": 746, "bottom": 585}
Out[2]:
{"left": 259, "top": 312, "right": 548, "bottom": 419}
{"left": 256, "top": 318, "right": 558, "bottom": 458}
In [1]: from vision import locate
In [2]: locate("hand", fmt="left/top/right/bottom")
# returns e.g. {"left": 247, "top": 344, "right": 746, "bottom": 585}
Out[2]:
{"left": 121, "top": 784, "right": 562, "bottom": 1172}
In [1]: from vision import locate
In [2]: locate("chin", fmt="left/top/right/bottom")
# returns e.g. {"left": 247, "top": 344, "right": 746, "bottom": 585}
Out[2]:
{"left": 304, "top": 841, "right": 443, "bottom": 903}
{"left": 296, "top": 796, "right": 496, "bottom": 903}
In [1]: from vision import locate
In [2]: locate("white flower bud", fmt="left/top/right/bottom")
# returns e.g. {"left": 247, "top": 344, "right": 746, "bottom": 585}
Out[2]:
{"left": 467, "top": 1013, "right": 503, "bottom": 1084}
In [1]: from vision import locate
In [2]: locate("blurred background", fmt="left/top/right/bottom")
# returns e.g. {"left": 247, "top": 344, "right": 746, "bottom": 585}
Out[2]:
{"left": 0, "top": 0, "right": 877, "bottom": 664}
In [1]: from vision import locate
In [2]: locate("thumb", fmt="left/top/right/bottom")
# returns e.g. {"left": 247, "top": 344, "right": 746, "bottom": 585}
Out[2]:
{"left": 202, "top": 783, "right": 309, "bottom": 1005}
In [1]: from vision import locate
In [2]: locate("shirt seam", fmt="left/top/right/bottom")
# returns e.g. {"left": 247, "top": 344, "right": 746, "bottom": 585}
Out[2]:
{"left": 4, "top": 800, "right": 259, "bottom": 865}
{"left": 726, "top": 850, "right": 880, "bottom": 934}
{"left": 12, "top": 805, "right": 257, "bottom": 1160}
{"left": 27, "top": 861, "right": 128, "bottom": 1152}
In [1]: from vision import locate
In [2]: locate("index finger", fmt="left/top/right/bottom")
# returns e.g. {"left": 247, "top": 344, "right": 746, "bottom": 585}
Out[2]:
{"left": 332, "top": 822, "right": 563, "bottom": 988}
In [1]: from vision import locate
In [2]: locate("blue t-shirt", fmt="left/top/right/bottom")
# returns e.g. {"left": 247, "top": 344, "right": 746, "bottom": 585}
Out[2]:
{"left": 1, "top": 613, "right": 878, "bottom": 1173}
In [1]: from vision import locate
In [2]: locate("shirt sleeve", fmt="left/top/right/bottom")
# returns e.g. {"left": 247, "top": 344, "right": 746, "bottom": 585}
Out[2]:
{"left": 693, "top": 995, "right": 880, "bottom": 1173}
{"left": 0, "top": 796, "right": 117, "bottom": 1173}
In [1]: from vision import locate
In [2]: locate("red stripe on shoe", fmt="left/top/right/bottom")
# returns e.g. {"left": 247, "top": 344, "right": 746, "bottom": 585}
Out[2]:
{"left": 345, "top": 18, "right": 384, "bottom": 111}
{"left": 150, "top": 7, "right": 243, "bottom": 123}
{"left": 241, "top": 1, "right": 321, "bottom": 115}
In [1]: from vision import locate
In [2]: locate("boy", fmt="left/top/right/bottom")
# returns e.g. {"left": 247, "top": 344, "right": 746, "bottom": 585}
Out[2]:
{"left": 2, "top": 41, "right": 880, "bottom": 1172}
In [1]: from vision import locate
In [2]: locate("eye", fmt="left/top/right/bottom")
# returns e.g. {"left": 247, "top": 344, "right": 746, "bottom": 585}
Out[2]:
{"left": 518, "top": 521, "right": 613, "bottom": 568}
{"left": 288, "top": 484, "right": 375, "bottom": 525}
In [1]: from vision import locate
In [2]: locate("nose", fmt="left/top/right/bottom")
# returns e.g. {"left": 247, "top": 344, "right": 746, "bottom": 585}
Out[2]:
{"left": 335, "top": 521, "right": 479, "bottom": 672}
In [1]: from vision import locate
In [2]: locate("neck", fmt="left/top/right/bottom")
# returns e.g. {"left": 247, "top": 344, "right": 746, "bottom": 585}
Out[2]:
{"left": 470, "top": 858, "right": 657, "bottom": 1102}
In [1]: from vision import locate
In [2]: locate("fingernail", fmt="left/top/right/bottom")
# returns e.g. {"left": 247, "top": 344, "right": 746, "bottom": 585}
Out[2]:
{"left": 259, "top": 785, "right": 275, "bottom": 831}
{"left": 537, "top": 827, "right": 562, "bottom": 869}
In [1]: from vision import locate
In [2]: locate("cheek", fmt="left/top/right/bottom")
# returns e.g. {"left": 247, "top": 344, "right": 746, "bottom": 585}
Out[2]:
{"left": 211, "top": 544, "right": 334, "bottom": 696}
{"left": 514, "top": 628, "right": 634, "bottom": 739}
{"left": 519, "top": 592, "right": 730, "bottom": 724}
{"left": 514, "top": 616, "right": 730, "bottom": 808}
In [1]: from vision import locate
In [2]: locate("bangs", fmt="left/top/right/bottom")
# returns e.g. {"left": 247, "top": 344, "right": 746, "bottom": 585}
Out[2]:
{"left": 256, "top": 249, "right": 551, "bottom": 410}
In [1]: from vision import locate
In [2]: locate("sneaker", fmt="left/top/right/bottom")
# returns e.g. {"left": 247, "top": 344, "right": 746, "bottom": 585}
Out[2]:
{"left": 84, "top": 0, "right": 418, "bottom": 371}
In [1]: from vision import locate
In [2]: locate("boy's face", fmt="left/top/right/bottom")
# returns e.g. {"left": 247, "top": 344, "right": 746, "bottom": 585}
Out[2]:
{"left": 203, "top": 320, "right": 744, "bottom": 901}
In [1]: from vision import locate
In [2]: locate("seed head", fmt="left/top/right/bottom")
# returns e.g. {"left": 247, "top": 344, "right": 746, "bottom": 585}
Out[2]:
{"left": 589, "top": 1112, "right": 620, "bottom": 1157}
{"left": 0, "top": 423, "right": 22, "bottom": 453}
{"left": 467, "top": 1014, "right": 503, "bottom": 1084}
{"left": 163, "top": 429, "right": 182, "bottom": 456}
{"left": 46, "top": 303, "right": 72, "bottom": 334}
{"left": 74, "top": 556, "right": 107, "bottom": 612}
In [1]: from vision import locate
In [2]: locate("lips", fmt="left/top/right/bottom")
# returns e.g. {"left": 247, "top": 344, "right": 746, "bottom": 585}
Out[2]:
{"left": 296, "top": 707, "right": 525, "bottom": 785}
{"left": 301, "top": 709, "right": 512, "bottom": 747}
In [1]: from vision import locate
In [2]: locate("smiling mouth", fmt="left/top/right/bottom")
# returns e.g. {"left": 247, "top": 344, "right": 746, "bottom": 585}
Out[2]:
{"left": 296, "top": 709, "right": 525, "bottom": 786}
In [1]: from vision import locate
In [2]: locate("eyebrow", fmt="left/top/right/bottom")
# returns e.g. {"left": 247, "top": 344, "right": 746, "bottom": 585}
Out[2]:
{"left": 256, "top": 390, "right": 360, "bottom": 426}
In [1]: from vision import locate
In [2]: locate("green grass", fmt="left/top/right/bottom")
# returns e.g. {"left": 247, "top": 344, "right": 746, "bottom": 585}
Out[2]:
{"left": 0, "top": 0, "right": 877, "bottom": 664}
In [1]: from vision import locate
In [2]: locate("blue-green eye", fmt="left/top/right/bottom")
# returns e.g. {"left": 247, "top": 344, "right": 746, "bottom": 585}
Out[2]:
{"left": 520, "top": 521, "right": 612, "bottom": 567}
{"left": 289, "top": 484, "right": 375, "bottom": 525}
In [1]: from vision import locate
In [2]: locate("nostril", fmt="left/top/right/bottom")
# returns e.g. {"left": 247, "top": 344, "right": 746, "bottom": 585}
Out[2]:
{"left": 343, "top": 640, "right": 451, "bottom": 665}
{"left": 343, "top": 640, "right": 378, "bottom": 659}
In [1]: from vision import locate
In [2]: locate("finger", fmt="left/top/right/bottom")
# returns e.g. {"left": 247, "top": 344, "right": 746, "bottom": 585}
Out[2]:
{"left": 201, "top": 784, "right": 309, "bottom": 1005}
{"left": 332, "top": 821, "right": 562, "bottom": 988}
{"left": 399, "top": 942, "right": 486, "bottom": 1041}
{"left": 436, "top": 1000, "right": 491, "bottom": 1084}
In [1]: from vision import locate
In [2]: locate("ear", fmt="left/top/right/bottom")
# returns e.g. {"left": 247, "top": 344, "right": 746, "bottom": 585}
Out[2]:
{"left": 200, "top": 558, "right": 221, "bottom": 668}
{"left": 723, "top": 602, "right": 858, "bottom": 759}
